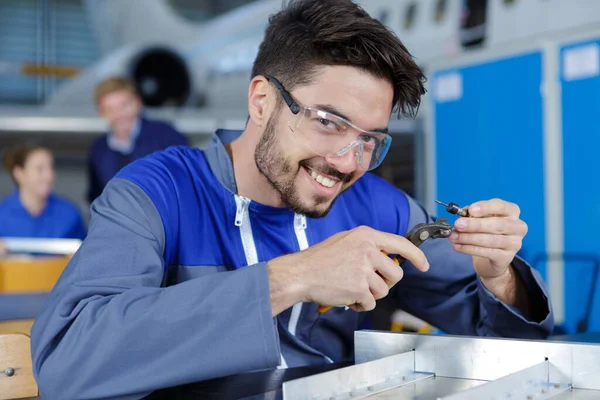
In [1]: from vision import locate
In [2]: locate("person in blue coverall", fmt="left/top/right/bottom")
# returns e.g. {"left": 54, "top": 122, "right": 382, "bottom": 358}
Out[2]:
{"left": 87, "top": 76, "right": 189, "bottom": 203}
{"left": 0, "top": 144, "right": 86, "bottom": 252}
{"left": 31, "top": 0, "right": 554, "bottom": 398}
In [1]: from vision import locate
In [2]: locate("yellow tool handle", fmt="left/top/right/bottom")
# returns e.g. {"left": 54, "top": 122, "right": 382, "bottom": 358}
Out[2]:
{"left": 318, "top": 252, "right": 399, "bottom": 313}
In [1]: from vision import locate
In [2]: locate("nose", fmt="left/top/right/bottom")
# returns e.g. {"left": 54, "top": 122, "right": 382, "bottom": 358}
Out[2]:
{"left": 325, "top": 147, "right": 359, "bottom": 175}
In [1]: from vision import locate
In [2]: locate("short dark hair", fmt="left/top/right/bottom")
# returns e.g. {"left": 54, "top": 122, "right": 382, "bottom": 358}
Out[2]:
{"left": 251, "top": 0, "right": 427, "bottom": 119}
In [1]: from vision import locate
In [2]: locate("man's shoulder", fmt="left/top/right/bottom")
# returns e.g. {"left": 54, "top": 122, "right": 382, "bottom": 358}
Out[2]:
{"left": 115, "top": 146, "right": 207, "bottom": 187}
{"left": 141, "top": 117, "right": 178, "bottom": 133}
{"left": 140, "top": 117, "right": 188, "bottom": 146}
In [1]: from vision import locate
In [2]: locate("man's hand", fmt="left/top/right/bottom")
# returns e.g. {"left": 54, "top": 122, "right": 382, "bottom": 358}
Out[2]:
{"left": 448, "top": 198, "right": 529, "bottom": 308}
{"left": 267, "top": 226, "right": 429, "bottom": 316}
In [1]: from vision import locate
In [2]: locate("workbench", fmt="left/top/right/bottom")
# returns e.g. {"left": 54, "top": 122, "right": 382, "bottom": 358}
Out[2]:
{"left": 143, "top": 331, "right": 600, "bottom": 399}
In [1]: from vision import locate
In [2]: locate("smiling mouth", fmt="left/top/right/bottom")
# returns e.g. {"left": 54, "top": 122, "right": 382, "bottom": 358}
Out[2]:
{"left": 305, "top": 167, "right": 339, "bottom": 188}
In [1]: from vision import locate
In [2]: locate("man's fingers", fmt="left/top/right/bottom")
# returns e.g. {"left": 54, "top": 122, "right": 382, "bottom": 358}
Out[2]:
{"left": 468, "top": 199, "right": 520, "bottom": 218}
{"left": 372, "top": 252, "right": 404, "bottom": 287}
{"left": 451, "top": 243, "right": 515, "bottom": 266}
{"left": 454, "top": 217, "right": 527, "bottom": 236}
{"left": 359, "top": 228, "right": 429, "bottom": 272}
{"left": 367, "top": 272, "right": 390, "bottom": 300}
{"left": 350, "top": 291, "right": 376, "bottom": 312}
{"left": 449, "top": 232, "right": 522, "bottom": 251}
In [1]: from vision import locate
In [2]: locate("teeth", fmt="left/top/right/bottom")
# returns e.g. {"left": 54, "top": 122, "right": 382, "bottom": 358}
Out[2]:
{"left": 308, "top": 168, "right": 336, "bottom": 188}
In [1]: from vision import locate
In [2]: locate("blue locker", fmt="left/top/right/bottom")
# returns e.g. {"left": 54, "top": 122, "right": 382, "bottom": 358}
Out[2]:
{"left": 561, "top": 39, "right": 600, "bottom": 333}
{"left": 433, "top": 51, "right": 547, "bottom": 280}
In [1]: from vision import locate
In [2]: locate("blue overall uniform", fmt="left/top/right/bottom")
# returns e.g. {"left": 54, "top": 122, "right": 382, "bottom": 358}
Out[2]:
{"left": 31, "top": 129, "right": 553, "bottom": 399}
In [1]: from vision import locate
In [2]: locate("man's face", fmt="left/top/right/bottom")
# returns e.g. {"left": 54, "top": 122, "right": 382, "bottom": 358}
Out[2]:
{"left": 97, "top": 90, "right": 142, "bottom": 139}
{"left": 255, "top": 66, "right": 393, "bottom": 218}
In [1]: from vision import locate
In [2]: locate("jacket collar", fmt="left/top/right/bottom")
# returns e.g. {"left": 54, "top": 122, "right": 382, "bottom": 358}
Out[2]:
{"left": 202, "top": 129, "right": 242, "bottom": 193}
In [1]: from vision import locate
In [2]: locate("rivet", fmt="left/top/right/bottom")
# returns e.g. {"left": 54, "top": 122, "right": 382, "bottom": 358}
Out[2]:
{"left": 5, "top": 368, "right": 14, "bottom": 377}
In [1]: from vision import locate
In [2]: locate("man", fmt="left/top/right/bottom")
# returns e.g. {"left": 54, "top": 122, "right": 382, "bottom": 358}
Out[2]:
{"left": 87, "top": 77, "right": 189, "bottom": 202}
{"left": 31, "top": 1, "right": 553, "bottom": 398}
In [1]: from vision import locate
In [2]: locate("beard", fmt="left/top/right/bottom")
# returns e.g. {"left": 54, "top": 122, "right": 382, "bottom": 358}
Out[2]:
{"left": 254, "top": 112, "right": 352, "bottom": 218}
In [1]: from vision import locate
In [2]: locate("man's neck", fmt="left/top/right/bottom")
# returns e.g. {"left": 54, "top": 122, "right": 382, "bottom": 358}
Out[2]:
{"left": 19, "top": 189, "right": 46, "bottom": 216}
{"left": 227, "top": 131, "right": 284, "bottom": 207}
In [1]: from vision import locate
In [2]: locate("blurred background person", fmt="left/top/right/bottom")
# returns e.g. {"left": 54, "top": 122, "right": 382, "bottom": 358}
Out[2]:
{"left": 0, "top": 144, "right": 87, "bottom": 245}
{"left": 87, "top": 77, "right": 189, "bottom": 203}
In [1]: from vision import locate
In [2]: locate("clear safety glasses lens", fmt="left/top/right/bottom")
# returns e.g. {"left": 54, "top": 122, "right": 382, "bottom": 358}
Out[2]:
{"left": 288, "top": 106, "right": 392, "bottom": 171}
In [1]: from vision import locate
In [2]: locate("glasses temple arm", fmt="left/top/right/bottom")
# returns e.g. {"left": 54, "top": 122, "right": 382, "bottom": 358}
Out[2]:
{"left": 264, "top": 75, "right": 300, "bottom": 114}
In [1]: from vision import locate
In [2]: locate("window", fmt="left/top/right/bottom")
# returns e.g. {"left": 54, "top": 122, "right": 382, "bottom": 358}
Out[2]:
{"left": 403, "top": 2, "right": 418, "bottom": 31}
{"left": 460, "top": 0, "right": 488, "bottom": 48}
{"left": 434, "top": 0, "right": 447, "bottom": 23}
{"left": 0, "top": 0, "right": 100, "bottom": 105}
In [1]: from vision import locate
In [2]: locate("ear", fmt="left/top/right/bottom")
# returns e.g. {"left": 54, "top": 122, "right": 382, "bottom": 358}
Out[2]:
{"left": 12, "top": 166, "right": 24, "bottom": 185}
{"left": 247, "top": 76, "right": 271, "bottom": 126}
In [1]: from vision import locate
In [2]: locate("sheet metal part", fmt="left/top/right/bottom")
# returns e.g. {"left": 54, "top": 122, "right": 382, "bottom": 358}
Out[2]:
{"left": 439, "top": 361, "right": 570, "bottom": 400}
{"left": 283, "top": 331, "right": 600, "bottom": 399}
{"left": 282, "top": 351, "right": 433, "bottom": 400}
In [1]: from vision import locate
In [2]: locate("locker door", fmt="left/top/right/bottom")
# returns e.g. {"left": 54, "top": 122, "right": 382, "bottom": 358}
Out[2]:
{"left": 433, "top": 51, "right": 546, "bottom": 277}
{"left": 561, "top": 39, "right": 600, "bottom": 333}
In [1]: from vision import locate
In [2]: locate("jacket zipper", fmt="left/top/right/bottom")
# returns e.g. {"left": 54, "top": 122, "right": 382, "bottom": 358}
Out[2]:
{"left": 288, "top": 214, "right": 308, "bottom": 336}
{"left": 235, "top": 194, "right": 288, "bottom": 368}
{"left": 291, "top": 214, "right": 333, "bottom": 364}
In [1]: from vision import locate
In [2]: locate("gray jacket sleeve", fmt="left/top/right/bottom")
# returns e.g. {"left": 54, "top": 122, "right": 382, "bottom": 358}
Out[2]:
{"left": 391, "top": 195, "right": 554, "bottom": 339}
{"left": 30, "top": 179, "right": 280, "bottom": 400}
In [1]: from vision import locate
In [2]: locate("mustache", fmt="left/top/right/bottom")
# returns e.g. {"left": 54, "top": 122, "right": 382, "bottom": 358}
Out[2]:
{"left": 301, "top": 161, "right": 352, "bottom": 183}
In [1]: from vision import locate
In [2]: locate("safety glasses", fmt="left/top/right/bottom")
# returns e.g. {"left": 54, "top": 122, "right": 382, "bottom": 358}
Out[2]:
{"left": 264, "top": 75, "right": 392, "bottom": 171}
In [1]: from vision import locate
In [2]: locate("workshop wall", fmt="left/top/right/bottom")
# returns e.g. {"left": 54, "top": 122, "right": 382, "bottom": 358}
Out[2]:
{"left": 430, "top": 31, "right": 600, "bottom": 334}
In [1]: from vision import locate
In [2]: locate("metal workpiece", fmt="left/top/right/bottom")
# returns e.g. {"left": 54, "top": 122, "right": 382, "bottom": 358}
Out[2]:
{"left": 283, "top": 351, "right": 432, "bottom": 400}
{"left": 282, "top": 331, "right": 600, "bottom": 399}
{"left": 435, "top": 200, "right": 470, "bottom": 218}
{"left": 439, "top": 361, "right": 570, "bottom": 400}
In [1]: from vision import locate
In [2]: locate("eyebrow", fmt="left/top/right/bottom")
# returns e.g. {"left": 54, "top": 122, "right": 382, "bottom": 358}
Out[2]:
{"left": 314, "top": 103, "right": 389, "bottom": 134}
